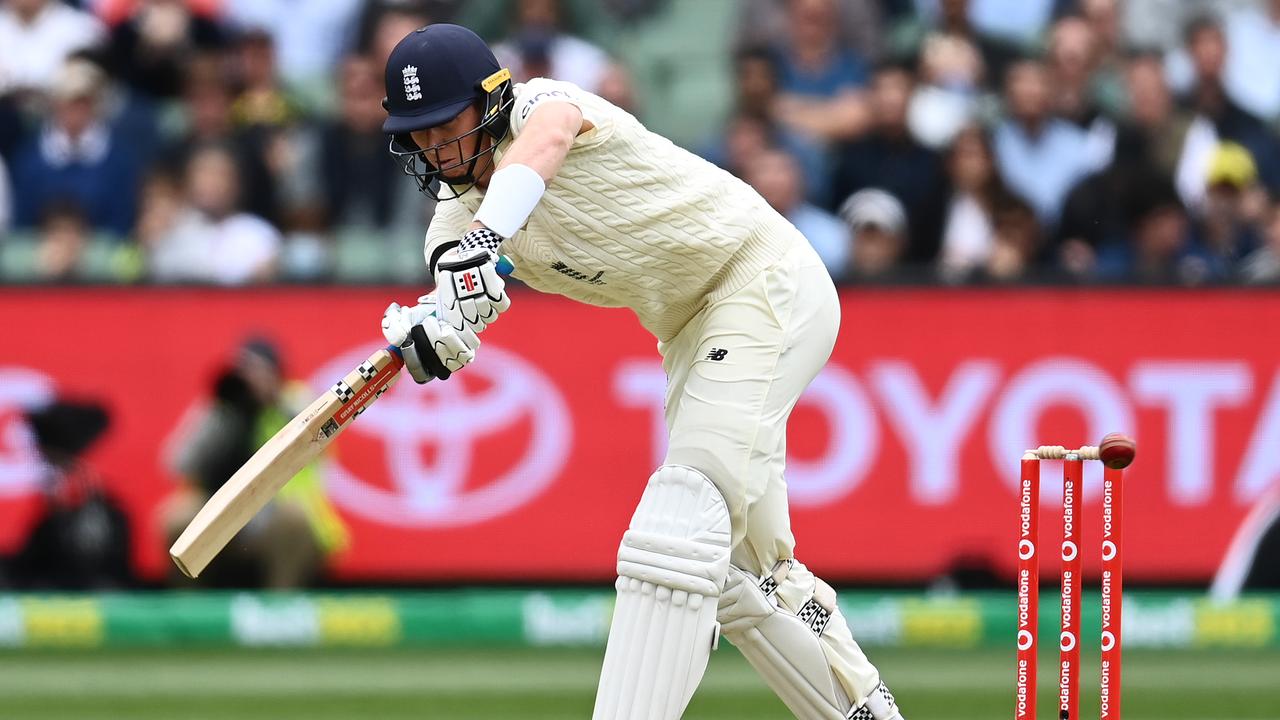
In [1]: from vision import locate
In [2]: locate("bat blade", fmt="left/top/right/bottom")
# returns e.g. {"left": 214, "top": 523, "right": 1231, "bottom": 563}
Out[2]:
{"left": 169, "top": 346, "right": 404, "bottom": 578}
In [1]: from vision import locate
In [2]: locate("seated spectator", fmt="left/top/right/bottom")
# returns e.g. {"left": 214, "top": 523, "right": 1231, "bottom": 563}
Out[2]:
{"left": 0, "top": 0, "right": 105, "bottom": 98}
{"left": 1175, "top": 14, "right": 1280, "bottom": 194}
{"left": 160, "top": 338, "right": 348, "bottom": 588}
{"left": 967, "top": 0, "right": 1054, "bottom": 46}
{"left": 11, "top": 59, "right": 143, "bottom": 236}
{"left": 701, "top": 47, "right": 826, "bottom": 200}
{"left": 160, "top": 53, "right": 273, "bottom": 212}
{"left": 596, "top": 61, "right": 638, "bottom": 114}
{"left": 0, "top": 153, "right": 11, "bottom": 233}
{"left": 993, "top": 59, "right": 1093, "bottom": 227}
{"left": 838, "top": 188, "right": 908, "bottom": 280}
{"left": 1114, "top": 51, "right": 1193, "bottom": 182}
{"left": 145, "top": 143, "right": 281, "bottom": 284}
{"left": 746, "top": 147, "right": 849, "bottom": 278}
{"left": 888, "top": 0, "right": 1021, "bottom": 84}
{"left": 1220, "top": 0, "right": 1280, "bottom": 122}
{"left": 937, "top": 125, "right": 1010, "bottom": 281}
{"left": 106, "top": 0, "right": 228, "bottom": 100}
{"left": 829, "top": 61, "right": 946, "bottom": 262}
{"left": 33, "top": 200, "right": 91, "bottom": 282}
{"left": 1079, "top": 0, "right": 1129, "bottom": 118}
{"left": 1046, "top": 15, "right": 1115, "bottom": 172}
{"left": 367, "top": 2, "right": 433, "bottom": 71}
{"left": 906, "top": 31, "right": 984, "bottom": 150}
{"left": 1055, "top": 161, "right": 1149, "bottom": 282}
{"left": 736, "top": 0, "right": 884, "bottom": 65}
{"left": 227, "top": 29, "right": 309, "bottom": 226}
{"left": 315, "top": 54, "right": 411, "bottom": 232}
{"left": 771, "top": 0, "right": 872, "bottom": 143}
{"left": 1198, "top": 142, "right": 1266, "bottom": 269}
{"left": 984, "top": 192, "right": 1042, "bottom": 282}
{"left": 223, "top": 0, "right": 362, "bottom": 97}
{"left": 493, "top": 0, "right": 613, "bottom": 93}
{"left": 1241, "top": 200, "right": 1280, "bottom": 284}
{"left": 1096, "top": 179, "right": 1217, "bottom": 285}
{"left": 6, "top": 399, "right": 133, "bottom": 591}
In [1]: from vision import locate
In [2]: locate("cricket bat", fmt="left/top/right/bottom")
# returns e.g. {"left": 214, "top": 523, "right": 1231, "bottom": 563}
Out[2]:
{"left": 169, "top": 345, "right": 405, "bottom": 578}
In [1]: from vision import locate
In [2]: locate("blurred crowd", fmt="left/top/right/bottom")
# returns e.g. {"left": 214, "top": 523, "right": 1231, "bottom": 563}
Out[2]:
{"left": 2, "top": 0, "right": 1280, "bottom": 285}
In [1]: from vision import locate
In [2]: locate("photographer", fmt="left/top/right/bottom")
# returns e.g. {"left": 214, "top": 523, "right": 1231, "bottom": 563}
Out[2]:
{"left": 160, "top": 337, "right": 348, "bottom": 588}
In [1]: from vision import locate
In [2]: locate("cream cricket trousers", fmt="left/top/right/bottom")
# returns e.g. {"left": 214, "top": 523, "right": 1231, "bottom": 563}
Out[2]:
{"left": 658, "top": 240, "right": 884, "bottom": 706}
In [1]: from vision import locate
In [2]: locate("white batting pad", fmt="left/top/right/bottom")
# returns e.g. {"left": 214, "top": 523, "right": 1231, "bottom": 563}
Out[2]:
{"left": 592, "top": 465, "right": 732, "bottom": 720}
{"left": 718, "top": 564, "right": 906, "bottom": 720}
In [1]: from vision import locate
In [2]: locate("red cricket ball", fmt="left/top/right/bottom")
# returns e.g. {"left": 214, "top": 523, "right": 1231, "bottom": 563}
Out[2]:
{"left": 1098, "top": 432, "right": 1136, "bottom": 470}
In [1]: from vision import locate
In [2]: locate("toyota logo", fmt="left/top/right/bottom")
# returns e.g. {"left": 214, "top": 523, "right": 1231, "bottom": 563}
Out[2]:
{"left": 317, "top": 344, "right": 571, "bottom": 527}
{"left": 0, "top": 367, "right": 56, "bottom": 498}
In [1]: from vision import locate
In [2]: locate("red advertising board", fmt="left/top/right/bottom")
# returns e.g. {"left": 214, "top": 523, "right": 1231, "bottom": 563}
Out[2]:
{"left": 1, "top": 287, "right": 1278, "bottom": 584}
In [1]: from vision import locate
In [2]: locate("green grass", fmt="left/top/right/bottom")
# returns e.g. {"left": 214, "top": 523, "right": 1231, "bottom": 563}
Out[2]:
{"left": 0, "top": 646, "right": 1277, "bottom": 719}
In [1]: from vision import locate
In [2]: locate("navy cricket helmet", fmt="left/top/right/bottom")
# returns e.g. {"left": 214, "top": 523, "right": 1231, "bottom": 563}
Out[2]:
{"left": 382, "top": 24, "right": 514, "bottom": 200}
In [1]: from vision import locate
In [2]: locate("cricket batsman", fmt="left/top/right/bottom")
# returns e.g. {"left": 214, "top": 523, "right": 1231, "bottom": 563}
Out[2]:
{"left": 377, "top": 24, "right": 905, "bottom": 720}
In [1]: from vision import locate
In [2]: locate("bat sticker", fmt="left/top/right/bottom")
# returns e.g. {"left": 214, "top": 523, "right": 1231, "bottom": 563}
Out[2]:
{"left": 332, "top": 381, "right": 355, "bottom": 403}
{"left": 319, "top": 418, "right": 340, "bottom": 439}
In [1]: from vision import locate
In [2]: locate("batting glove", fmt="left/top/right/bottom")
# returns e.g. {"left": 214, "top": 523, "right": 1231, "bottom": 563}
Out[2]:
{"left": 435, "top": 228, "right": 511, "bottom": 335}
{"left": 380, "top": 294, "right": 479, "bottom": 383}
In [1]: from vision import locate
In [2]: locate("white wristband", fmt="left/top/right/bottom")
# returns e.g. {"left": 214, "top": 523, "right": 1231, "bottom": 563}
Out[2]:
{"left": 474, "top": 164, "right": 546, "bottom": 238}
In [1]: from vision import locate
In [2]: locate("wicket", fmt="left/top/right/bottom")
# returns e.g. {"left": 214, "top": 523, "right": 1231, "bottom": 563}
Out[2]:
{"left": 1015, "top": 444, "right": 1125, "bottom": 720}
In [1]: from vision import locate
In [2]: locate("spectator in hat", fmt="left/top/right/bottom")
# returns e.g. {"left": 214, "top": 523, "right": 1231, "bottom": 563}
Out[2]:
{"left": 746, "top": 147, "right": 849, "bottom": 278}
{"left": 839, "top": 188, "right": 908, "bottom": 280}
{"left": 1197, "top": 142, "right": 1266, "bottom": 270}
{"left": 10, "top": 58, "right": 143, "bottom": 236}
{"left": 5, "top": 399, "right": 134, "bottom": 591}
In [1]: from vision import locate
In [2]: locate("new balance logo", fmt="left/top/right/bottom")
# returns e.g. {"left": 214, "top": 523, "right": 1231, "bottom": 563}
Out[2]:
{"left": 402, "top": 65, "right": 422, "bottom": 101}
{"left": 705, "top": 348, "right": 728, "bottom": 361}
{"left": 551, "top": 261, "right": 605, "bottom": 285}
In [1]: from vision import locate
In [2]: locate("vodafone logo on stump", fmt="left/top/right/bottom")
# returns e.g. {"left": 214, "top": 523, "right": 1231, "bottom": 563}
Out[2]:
{"left": 316, "top": 344, "right": 571, "bottom": 528}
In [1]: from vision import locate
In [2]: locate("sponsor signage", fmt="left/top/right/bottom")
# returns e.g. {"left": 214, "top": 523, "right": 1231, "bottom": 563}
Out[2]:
{"left": 0, "top": 288, "right": 1277, "bottom": 582}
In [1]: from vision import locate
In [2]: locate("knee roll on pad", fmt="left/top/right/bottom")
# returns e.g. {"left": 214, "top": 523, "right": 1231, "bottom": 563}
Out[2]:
{"left": 592, "top": 465, "right": 731, "bottom": 720}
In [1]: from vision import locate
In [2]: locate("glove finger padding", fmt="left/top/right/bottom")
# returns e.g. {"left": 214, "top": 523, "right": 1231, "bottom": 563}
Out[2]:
{"left": 381, "top": 298, "right": 478, "bottom": 384}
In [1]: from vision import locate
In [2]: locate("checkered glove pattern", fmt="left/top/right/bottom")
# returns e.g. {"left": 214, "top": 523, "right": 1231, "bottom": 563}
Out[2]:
{"left": 435, "top": 229, "right": 511, "bottom": 336}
